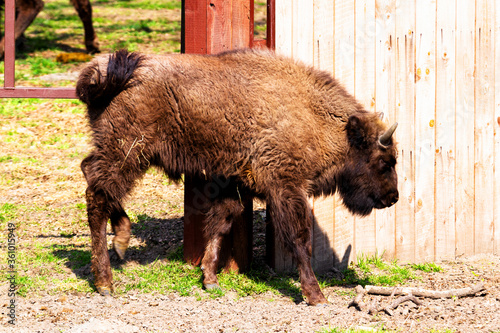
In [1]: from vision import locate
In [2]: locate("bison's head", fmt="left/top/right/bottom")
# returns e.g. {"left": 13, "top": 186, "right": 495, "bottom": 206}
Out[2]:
{"left": 337, "top": 112, "right": 399, "bottom": 216}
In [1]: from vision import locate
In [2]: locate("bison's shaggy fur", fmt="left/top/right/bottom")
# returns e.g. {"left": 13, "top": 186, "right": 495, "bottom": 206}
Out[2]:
{"left": 77, "top": 49, "right": 398, "bottom": 305}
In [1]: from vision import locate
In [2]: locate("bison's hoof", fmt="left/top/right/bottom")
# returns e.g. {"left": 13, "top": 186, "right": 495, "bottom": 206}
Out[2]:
{"left": 113, "top": 239, "right": 128, "bottom": 260}
{"left": 204, "top": 283, "right": 221, "bottom": 290}
{"left": 96, "top": 286, "right": 112, "bottom": 296}
{"left": 313, "top": 302, "right": 329, "bottom": 307}
{"left": 307, "top": 296, "right": 329, "bottom": 306}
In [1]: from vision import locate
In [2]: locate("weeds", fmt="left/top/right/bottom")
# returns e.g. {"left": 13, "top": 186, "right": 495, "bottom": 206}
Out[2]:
{"left": 411, "top": 262, "right": 444, "bottom": 273}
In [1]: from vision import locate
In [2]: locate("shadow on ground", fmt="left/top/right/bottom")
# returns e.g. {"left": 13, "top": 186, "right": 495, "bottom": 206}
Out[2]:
{"left": 50, "top": 209, "right": 363, "bottom": 303}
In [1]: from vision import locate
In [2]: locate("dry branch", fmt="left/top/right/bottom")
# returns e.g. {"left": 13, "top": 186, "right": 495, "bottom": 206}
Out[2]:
{"left": 349, "top": 283, "right": 485, "bottom": 315}
{"left": 364, "top": 283, "right": 486, "bottom": 299}
{"left": 348, "top": 285, "right": 367, "bottom": 311}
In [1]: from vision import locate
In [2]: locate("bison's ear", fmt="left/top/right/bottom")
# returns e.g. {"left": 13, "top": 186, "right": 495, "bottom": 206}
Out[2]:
{"left": 346, "top": 115, "right": 369, "bottom": 149}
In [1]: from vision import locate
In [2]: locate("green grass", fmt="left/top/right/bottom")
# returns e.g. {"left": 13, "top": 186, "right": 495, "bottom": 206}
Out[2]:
{"left": 411, "top": 262, "right": 444, "bottom": 273}
{"left": 93, "top": 0, "right": 182, "bottom": 10}
{"left": 0, "top": 203, "right": 18, "bottom": 225}
{"left": 0, "top": 98, "right": 41, "bottom": 118}
{"left": 317, "top": 253, "right": 419, "bottom": 288}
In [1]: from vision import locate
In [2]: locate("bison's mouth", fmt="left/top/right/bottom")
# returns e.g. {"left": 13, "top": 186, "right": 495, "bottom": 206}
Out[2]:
{"left": 375, "top": 190, "right": 399, "bottom": 209}
{"left": 342, "top": 190, "right": 399, "bottom": 216}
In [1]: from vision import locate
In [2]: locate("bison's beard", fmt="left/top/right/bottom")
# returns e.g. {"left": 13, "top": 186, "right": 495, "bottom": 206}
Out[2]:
{"left": 338, "top": 188, "right": 376, "bottom": 217}
{"left": 336, "top": 170, "right": 377, "bottom": 217}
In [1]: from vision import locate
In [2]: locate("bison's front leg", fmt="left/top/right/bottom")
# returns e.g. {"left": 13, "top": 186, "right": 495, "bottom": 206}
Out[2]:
{"left": 85, "top": 188, "right": 113, "bottom": 295}
{"left": 268, "top": 190, "right": 328, "bottom": 306}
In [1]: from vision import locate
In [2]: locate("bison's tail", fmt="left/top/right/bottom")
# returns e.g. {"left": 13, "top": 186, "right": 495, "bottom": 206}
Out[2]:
{"left": 76, "top": 49, "right": 144, "bottom": 113}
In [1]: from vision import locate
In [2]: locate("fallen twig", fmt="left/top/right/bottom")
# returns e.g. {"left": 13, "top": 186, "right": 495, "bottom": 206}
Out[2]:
{"left": 349, "top": 283, "right": 485, "bottom": 315}
{"left": 364, "top": 283, "right": 486, "bottom": 299}
{"left": 348, "top": 285, "right": 366, "bottom": 311}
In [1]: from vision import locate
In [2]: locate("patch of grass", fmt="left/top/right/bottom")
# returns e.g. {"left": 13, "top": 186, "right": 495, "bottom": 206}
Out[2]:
{"left": 320, "top": 254, "right": 421, "bottom": 288}
{"left": 0, "top": 99, "right": 40, "bottom": 118}
{"left": 411, "top": 262, "right": 444, "bottom": 273}
{"left": 25, "top": 57, "right": 73, "bottom": 77}
{"left": 10, "top": 242, "right": 93, "bottom": 297}
{"left": 95, "top": 0, "right": 182, "bottom": 10}
{"left": 117, "top": 255, "right": 202, "bottom": 296}
{"left": 0, "top": 203, "right": 18, "bottom": 225}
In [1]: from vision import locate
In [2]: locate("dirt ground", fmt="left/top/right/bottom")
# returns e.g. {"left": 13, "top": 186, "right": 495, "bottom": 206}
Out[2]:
{"left": 0, "top": 254, "right": 498, "bottom": 332}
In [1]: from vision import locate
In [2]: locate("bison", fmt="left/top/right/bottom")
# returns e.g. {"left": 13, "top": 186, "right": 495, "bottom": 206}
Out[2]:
{"left": 0, "top": 0, "right": 99, "bottom": 58}
{"left": 76, "top": 48, "right": 399, "bottom": 306}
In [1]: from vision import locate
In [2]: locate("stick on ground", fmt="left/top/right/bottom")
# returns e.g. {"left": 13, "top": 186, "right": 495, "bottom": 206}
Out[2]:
{"left": 364, "top": 283, "right": 486, "bottom": 299}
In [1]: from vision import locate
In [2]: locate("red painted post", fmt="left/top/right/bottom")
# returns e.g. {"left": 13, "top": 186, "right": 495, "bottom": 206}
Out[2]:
{"left": 181, "top": 0, "right": 255, "bottom": 272}
{"left": 4, "top": 0, "right": 16, "bottom": 89}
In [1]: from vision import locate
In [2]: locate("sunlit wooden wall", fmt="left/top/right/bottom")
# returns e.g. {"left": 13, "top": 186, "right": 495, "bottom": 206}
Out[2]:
{"left": 273, "top": 0, "right": 500, "bottom": 269}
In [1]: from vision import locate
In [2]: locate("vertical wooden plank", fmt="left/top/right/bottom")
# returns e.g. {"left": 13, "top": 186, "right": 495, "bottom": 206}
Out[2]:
{"left": 266, "top": 0, "right": 276, "bottom": 49}
{"left": 292, "top": 0, "right": 314, "bottom": 65}
{"left": 455, "top": 0, "right": 475, "bottom": 257}
{"left": 475, "top": 0, "right": 495, "bottom": 255}
{"left": 311, "top": 197, "right": 335, "bottom": 273}
{"left": 311, "top": 0, "right": 335, "bottom": 272}
{"left": 354, "top": 0, "right": 377, "bottom": 260}
{"left": 435, "top": 0, "right": 456, "bottom": 260}
{"left": 334, "top": 0, "right": 356, "bottom": 93}
{"left": 414, "top": 0, "right": 436, "bottom": 262}
{"left": 275, "top": 0, "right": 293, "bottom": 57}
{"left": 267, "top": 0, "right": 297, "bottom": 272}
{"left": 374, "top": 0, "right": 397, "bottom": 261}
{"left": 334, "top": 0, "right": 356, "bottom": 268}
{"left": 394, "top": 0, "right": 416, "bottom": 263}
{"left": 4, "top": 0, "right": 16, "bottom": 88}
{"left": 207, "top": 0, "right": 233, "bottom": 52}
{"left": 219, "top": 194, "right": 254, "bottom": 273}
{"left": 231, "top": 0, "right": 252, "bottom": 49}
{"left": 356, "top": 0, "right": 376, "bottom": 113}
{"left": 183, "top": 0, "right": 254, "bottom": 271}
{"left": 313, "top": 0, "right": 334, "bottom": 73}
{"left": 183, "top": 176, "right": 209, "bottom": 266}
{"left": 495, "top": 0, "right": 500, "bottom": 256}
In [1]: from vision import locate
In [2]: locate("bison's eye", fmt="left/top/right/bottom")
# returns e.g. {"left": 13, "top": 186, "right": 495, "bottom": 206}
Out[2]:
{"left": 378, "top": 157, "right": 395, "bottom": 173}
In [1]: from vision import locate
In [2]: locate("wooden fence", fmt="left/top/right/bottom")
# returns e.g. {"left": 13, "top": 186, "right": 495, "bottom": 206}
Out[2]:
{"left": 270, "top": 0, "right": 500, "bottom": 270}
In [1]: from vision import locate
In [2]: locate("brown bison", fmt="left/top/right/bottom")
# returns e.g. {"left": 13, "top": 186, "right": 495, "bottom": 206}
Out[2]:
{"left": 76, "top": 49, "right": 399, "bottom": 306}
{"left": 0, "top": 0, "right": 99, "bottom": 58}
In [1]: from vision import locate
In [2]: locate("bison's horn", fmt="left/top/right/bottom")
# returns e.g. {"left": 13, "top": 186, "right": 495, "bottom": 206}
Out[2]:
{"left": 379, "top": 122, "right": 398, "bottom": 147}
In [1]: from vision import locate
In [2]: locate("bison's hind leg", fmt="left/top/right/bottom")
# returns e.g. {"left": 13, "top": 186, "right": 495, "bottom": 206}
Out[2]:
{"left": 110, "top": 205, "right": 131, "bottom": 260}
{"left": 81, "top": 154, "right": 142, "bottom": 296}
{"left": 85, "top": 187, "right": 114, "bottom": 296}
{"left": 200, "top": 185, "right": 245, "bottom": 290}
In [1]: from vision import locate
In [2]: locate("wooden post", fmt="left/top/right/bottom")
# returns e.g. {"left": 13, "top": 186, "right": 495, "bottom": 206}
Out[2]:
{"left": 181, "top": 0, "right": 254, "bottom": 271}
